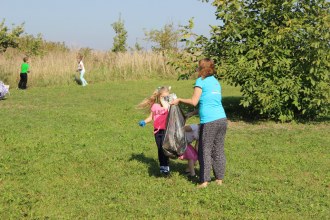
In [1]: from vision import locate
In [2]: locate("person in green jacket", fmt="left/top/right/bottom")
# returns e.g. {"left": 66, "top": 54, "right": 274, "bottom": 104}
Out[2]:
{"left": 18, "top": 57, "right": 30, "bottom": 89}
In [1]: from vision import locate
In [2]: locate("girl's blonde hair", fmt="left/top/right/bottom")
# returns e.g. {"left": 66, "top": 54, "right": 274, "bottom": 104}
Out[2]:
{"left": 137, "top": 86, "right": 170, "bottom": 110}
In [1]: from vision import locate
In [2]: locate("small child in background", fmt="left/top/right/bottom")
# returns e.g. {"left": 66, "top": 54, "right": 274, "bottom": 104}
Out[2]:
{"left": 137, "top": 86, "right": 171, "bottom": 176}
{"left": 0, "top": 81, "right": 10, "bottom": 100}
{"left": 18, "top": 57, "right": 30, "bottom": 89}
{"left": 77, "top": 54, "right": 88, "bottom": 86}
{"left": 179, "top": 124, "right": 200, "bottom": 177}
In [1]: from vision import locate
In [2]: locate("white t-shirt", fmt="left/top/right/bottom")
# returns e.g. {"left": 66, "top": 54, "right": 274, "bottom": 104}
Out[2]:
{"left": 78, "top": 61, "right": 85, "bottom": 71}
{"left": 185, "top": 124, "right": 199, "bottom": 144}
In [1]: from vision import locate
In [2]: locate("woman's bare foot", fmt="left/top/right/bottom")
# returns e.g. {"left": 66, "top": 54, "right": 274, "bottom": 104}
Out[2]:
{"left": 215, "top": 179, "right": 223, "bottom": 185}
{"left": 197, "top": 182, "right": 208, "bottom": 188}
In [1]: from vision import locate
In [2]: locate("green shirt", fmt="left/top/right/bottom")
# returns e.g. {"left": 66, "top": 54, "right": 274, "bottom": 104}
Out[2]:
{"left": 21, "top": 63, "right": 29, "bottom": 74}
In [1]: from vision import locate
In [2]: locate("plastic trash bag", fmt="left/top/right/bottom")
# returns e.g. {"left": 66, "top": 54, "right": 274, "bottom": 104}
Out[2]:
{"left": 0, "top": 81, "right": 9, "bottom": 100}
{"left": 162, "top": 105, "right": 187, "bottom": 159}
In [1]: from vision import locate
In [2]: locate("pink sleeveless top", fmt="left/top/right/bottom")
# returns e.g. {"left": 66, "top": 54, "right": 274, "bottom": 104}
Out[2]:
{"left": 151, "top": 103, "right": 168, "bottom": 134}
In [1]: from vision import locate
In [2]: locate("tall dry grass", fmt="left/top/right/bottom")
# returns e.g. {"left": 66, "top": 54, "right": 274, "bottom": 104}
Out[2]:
{"left": 0, "top": 49, "right": 177, "bottom": 87}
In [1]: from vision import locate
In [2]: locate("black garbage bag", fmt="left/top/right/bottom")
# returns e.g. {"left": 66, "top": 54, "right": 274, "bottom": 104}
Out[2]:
{"left": 162, "top": 105, "right": 187, "bottom": 159}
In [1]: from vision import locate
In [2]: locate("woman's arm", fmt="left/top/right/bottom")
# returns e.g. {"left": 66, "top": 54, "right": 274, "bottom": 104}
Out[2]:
{"left": 171, "top": 87, "right": 202, "bottom": 106}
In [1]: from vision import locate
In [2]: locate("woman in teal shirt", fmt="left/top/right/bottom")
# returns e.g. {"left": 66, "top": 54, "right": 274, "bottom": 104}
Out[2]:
{"left": 172, "top": 58, "right": 227, "bottom": 188}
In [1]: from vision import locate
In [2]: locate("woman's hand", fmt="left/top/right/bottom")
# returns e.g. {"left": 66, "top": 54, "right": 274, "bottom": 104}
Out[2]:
{"left": 170, "top": 98, "right": 180, "bottom": 105}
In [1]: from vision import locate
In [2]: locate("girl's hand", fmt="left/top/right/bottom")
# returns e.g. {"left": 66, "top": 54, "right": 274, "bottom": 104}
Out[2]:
{"left": 170, "top": 98, "right": 180, "bottom": 105}
{"left": 138, "top": 120, "right": 146, "bottom": 127}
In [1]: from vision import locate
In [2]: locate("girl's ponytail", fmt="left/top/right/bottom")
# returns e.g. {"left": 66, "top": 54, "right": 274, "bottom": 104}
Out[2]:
{"left": 137, "top": 89, "right": 159, "bottom": 110}
{"left": 137, "top": 86, "right": 170, "bottom": 111}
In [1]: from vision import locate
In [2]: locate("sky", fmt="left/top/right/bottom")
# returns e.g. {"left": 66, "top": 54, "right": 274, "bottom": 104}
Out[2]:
{"left": 0, "top": 0, "right": 219, "bottom": 51}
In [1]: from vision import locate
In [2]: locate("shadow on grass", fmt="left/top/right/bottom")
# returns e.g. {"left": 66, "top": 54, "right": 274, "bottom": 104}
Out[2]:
{"left": 222, "top": 96, "right": 330, "bottom": 123}
{"left": 222, "top": 96, "right": 258, "bottom": 122}
{"left": 74, "top": 75, "right": 82, "bottom": 85}
{"left": 179, "top": 96, "right": 260, "bottom": 123}
{"left": 312, "top": 116, "right": 330, "bottom": 123}
{"left": 129, "top": 153, "right": 161, "bottom": 177}
{"left": 129, "top": 153, "right": 191, "bottom": 179}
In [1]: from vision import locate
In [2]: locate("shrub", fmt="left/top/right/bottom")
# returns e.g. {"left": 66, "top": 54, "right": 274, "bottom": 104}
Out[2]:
{"left": 200, "top": 0, "right": 330, "bottom": 121}
{"left": 0, "top": 20, "right": 24, "bottom": 53}
{"left": 18, "top": 34, "right": 44, "bottom": 56}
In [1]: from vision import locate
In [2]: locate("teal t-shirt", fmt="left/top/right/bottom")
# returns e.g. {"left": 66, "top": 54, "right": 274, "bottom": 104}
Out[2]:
{"left": 194, "top": 76, "right": 226, "bottom": 124}
{"left": 21, "top": 63, "right": 29, "bottom": 74}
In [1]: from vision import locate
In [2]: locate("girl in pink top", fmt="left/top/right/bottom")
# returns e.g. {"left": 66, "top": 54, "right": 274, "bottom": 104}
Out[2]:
{"left": 138, "top": 86, "right": 171, "bottom": 176}
{"left": 179, "top": 124, "right": 200, "bottom": 178}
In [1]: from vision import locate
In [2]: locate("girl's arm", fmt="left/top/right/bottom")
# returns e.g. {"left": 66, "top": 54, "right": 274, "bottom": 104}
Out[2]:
{"left": 171, "top": 87, "right": 202, "bottom": 107}
{"left": 143, "top": 112, "right": 153, "bottom": 124}
{"left": 194, "top": 140, "right": 199, "bottom": 152}
{"left": 80, "top": 62, "right": 85, "bottom": 70}
{"left": 185, "top": 108, "right": 198, "bottom": 119}
{"left": 184, "top": 125, "right": 193, "bottom": 132}
{"left": 139, "top": 112, "right": 152, "bottom": 127}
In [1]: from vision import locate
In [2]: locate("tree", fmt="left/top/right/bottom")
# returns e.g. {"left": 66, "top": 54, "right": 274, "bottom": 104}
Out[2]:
{"left": 167, "top": 18, "right": 208, "bottom": 79}
{"left": 200, "top": 0, "right": 330, "bottom": 121}
{"left": 18, "top": 33, "right": 44, "bottom": 56}
{"left": 134, "top": 41, "right": 143, "bottom": 52}
{"left": 129, "top": 39, "right": 143, "bottom": 52}
{"left": 111, "top": 15, "right": 128, "bottom": 52}
{"left": 144, "top": 23, "right": 180, "bottom": 52}
{"left": 0, "top": 20, "right": 24, "bottom": 53}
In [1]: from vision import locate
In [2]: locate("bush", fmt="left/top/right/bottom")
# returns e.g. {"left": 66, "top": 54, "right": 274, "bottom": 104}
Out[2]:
{"left": 18, "top": 34, "right": 44, "bottom": 56}
{"left": 202, "top": 0, "right": 330, "bottom": 121}
{"left": 0, "top": 20, "right": 24, "bottom": 53}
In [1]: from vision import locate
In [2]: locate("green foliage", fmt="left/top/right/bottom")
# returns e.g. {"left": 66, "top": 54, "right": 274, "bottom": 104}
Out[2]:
{"left": 134, "top": 41, "right": 143, "bottom": 51}
{"left": 111, "top": 16, "right": 128, "bottom": 52}
{"left": 1, "top": 20, "right": 68, "bottom": 56}
{"left": 18, "top": 34, "right": 44, "bottom": 56}
{"left": 144, "top": 23, "right": 180, "bottom": 52}
{"left": 42, "top": 41, "right": 69, "bottom": 53}
{"left": 78, "top": 47, "right": 92, "bottom": 58}
{"left": 129, "top": 40, "right": 144, "bottom": 52}
{"left": 0, "top": 80, "right": 329, "bottom": 218}
{"left": 167, "top": 18, "right": 209, "bottom": 79}
{"left": 203, "top": 0, "right": 330, "bottom": 121}
{"left": 0, "top": 20, "right": 24, "bottom": 53}
{"left": 18, "top": 34, "right": 69, "bottom": 56}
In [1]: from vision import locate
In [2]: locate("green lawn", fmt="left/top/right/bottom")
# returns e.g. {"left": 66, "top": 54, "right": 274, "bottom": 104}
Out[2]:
{"left": 0, "top": 80, "right": 329, "bottom": 219}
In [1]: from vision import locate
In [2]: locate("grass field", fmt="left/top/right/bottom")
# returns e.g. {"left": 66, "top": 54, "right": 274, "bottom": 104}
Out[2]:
{"left": 0, "top": 80, "right": 329, "bottom": 219}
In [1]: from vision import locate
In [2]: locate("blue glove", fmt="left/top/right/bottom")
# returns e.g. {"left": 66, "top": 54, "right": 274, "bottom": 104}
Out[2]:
{"left": 138, "top": 120, "right": 146, "bottom": 127}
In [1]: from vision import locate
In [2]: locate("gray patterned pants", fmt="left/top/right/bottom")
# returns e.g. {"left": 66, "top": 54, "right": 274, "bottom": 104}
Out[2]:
{"left": 198, "top": 118, "right": 227, "bottom": 183}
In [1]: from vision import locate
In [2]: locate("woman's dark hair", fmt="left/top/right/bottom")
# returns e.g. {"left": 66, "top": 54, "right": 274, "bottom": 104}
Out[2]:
{"left": 198, "top": 58, "right": 215, "bottom": 78}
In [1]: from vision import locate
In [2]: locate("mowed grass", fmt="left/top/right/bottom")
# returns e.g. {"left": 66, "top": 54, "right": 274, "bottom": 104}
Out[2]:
{"left": 0, "top": 80, "right": 329, "bottom": 219}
